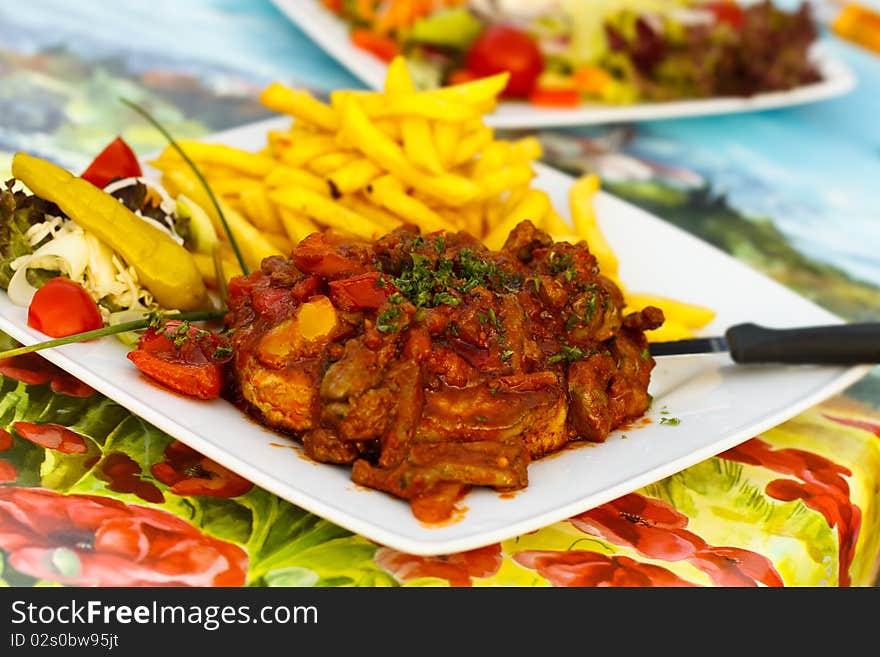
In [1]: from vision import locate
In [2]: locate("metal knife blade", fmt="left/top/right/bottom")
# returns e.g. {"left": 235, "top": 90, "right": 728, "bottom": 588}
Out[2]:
{"left": 649, "top": 336, "right": 729, "bottom": 358}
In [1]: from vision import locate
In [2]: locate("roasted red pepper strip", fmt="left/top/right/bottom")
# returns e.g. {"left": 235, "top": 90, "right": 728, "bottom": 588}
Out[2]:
{"left": 127, "top": 320, "right": 229, "bottom": 400}
{"left": 80, "top": 136, "right": 143, "bottom": 189}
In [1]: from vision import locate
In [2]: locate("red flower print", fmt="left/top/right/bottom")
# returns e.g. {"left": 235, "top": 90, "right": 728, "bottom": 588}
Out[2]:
{"left": 13, "top": 422, "right": 88, "bottom": 454}
{"left": 0, "top": 354, "right": 94, "bottom": 397}
{"left": 0, "top": 461, "right": 16, "bottom": 483}
{"left": 822, "top": 413, "right": 880, "bottom": 438}
{"left": 0, "top": 428, "right": 11, "bottom": 451}
{"left": 571, "top": 493, "right": 703, "bottom": 559}
{"left": 691, "top": 547, "right": 784, "bottom": 587}
{"left": 721, "top": 438, "right": 860, "bottom": 587}
{"left": 375, "top": 543, "right": 502, "bottom": 586}
{"left": 514, "top": 550, "right": 698, "bottom": 587}
{"left": 0, "top": 487, "right": 247, "bottom": 586}
{"left": 151, "top": 441, "right": 253, "bottom": 498}
{"left": 568, "top": 492, "right": 782, "bottom": 587}
{"left": 95, "top": 452, "right": 165, "bottom": 504}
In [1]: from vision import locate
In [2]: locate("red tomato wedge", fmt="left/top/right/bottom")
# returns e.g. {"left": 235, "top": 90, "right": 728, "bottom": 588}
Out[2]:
{"left": 81, "top": 136, "right": 143, "bottom": 189}
{"left": 27, "top": 278, "right": 103, "bottom": 338}
{"left": 465, "top": 25, "right": 544, "bottom": 98}
{"left": 127, "top": 320, "right": 229, "bottom": 400}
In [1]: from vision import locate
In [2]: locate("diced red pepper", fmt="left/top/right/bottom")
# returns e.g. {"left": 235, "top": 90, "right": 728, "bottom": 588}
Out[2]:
{"left": 329, "top": 272, "right": 393, "bottom": 311}
{"left": 707, "top": 1, "right": 745, "bottom": 29}
{"left": 127, "top": 320, "right": 229, "bottom": 400}
{"left": 529, "top": 87, "right": 581, "bottom": 108}
{"left": 351, "top": 28, "right": 400, "bottom": 62}
{"left": 81, "top": 136, "right": 143, "bottom": 189}
{"left": 292, "top": 232, "right": 370, "bottom": 279}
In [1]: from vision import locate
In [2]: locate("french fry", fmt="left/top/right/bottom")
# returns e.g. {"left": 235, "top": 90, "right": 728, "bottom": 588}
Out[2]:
{"left": 270, "top": 186, "right": 384, "bottom": 240}
{"left": 543, "top": 209, "right": 573, "bottom": 235}
{"left": 427, "top": 72, "right": 510, "bottom": 108}
{"left": 264, "top": 231, "right": 294, "bottom": 254}
{"left": 328, "top": 158, "right": 383, "bottom": 196}
{"left": 263, "top": 165, "right": 328, "bottom": 194}
{"left": 339, "top": 195, "right": 403, "bottom": 232}
{"left": 639, "top": 319, "right": 695, "bottom": 343}
{"left": 307, "top": 151, "right": 358, "bottom": 176}
{"left": 402, "top": 119, "right": 444, "bottom": 173}
{"left": 570, "top": 174, "right": 618, "bottom": 277}
{"left": 259, "top": 82, "right": 338, "bottom": 132}
{"left": 155, "top": 141, "right": 276, "bottom": 177}
{"left": 277, "top": 134, "right": 339, "bottom": 167}
{"left": 433, "top": 121, "right": 461, "bottom": 168}
{"left": 472, "top": 164, "right": 534, "bottom": 201}
{"left": 384, "top": 56, "right": 416, "bottom": 93}
{"left": 338, "top": 97, "right": 479, "bottom": 205}
{"left": 452, "top": 125, "right": 494, "bottom": 167}
{"left": 162, "top": 167, "right": 280, "bottom": 271}
{"left": 239, "top": 185, "right": 284, "bottom": 234}
{"left": 365, "top": 176, "right": 456, "bottom": 234}
{"left": 192, "top": 251, "right": 244, "bottom": 288}
{"left": 278, "top": 207, "right": 320, "bottom": 244}
{"left": 484, "top": 189, "right": 552, "bottom": 250}
{"left": 625, "top": 293, "right": 716, "bottom": 330}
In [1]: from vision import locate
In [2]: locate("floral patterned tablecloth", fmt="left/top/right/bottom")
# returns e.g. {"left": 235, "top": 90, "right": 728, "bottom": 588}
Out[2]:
{"left": 1, "top": 0, "right": 880, "bottom": 587}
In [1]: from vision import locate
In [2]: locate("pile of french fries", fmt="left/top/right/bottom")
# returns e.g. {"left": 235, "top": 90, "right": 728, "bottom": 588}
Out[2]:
{"left": 150, "top": 56, "right": 713, "bottom": 342}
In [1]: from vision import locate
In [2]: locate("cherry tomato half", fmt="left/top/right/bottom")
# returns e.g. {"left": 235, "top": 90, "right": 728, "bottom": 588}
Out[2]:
{"left": 27, "top": 278, "right": 104, "bottom": 338}
{"left": 81, "top": 136, "right": 143, "bottom": 189}
{"left": 464, "top": 25, "right": 544, "bottom": 98}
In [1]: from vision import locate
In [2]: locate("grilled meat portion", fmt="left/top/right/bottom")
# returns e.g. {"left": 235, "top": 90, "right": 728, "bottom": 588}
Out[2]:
{"left": 225, "top": 221, "right": 663, "bottom": 522}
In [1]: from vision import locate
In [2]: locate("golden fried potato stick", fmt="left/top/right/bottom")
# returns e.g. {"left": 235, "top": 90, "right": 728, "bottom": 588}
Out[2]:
{"left": 569, "top": 174, "right": 618, "bottom": 277}
{"left": 338, "top": 97, "right": 479, "bottom": 206}
{"left": 259, "top": 82, "right": 339, "bottom": 132}
{"left": 328, "top": 158, "right": 383, "bottom": 196}
{"left": 263, "top": 165, "right": 328, "bottom": 194}
{"left": 433, "top": 121, "right": 461, "bottom": 168}
{"left": 625, "top": 293, "right": 716, "bottom": 330}
{"left": 365, "top": 175, "right": 456, "bottom": 234}
{"left": 239, "top": 185, "right": 284, "bottom": 234}
{"left": 339, "top": 195, "right": 404, "bottom": 232}
{"left": 484, "top": 189, "right": 552, "bottom": 250}
{"left": 426, "top": 69, "right": 510, "bottom": 109}
{"left": 402, "top": 120, "right": 445, "bottom": 174}
{"left": 472, "top": 164, "right": 535, "bottom": 202}
{"left": 277, "top": 133, "right": 340, "bottom": 168}
{"left": 270, "top": 186, "right": 384, "bottom": 240}
{"left": 162, "top": 167, "right": 281, "bottom": 271}
{"left": 308, "top": 151, "right": 358, "bottom": 176}
{"left": 451, "top": 126, "right": 495, "bottom": 167}
{"left": 278, "top": 207, "right": 320, "bottom": 244}
{"left": 154, "top": 141, "right": 276, "bottom": 177}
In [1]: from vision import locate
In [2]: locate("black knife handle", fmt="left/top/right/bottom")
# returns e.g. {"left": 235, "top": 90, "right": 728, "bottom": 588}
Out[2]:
{"left": 726, "top": 322, "right": 880, "bottom": 365}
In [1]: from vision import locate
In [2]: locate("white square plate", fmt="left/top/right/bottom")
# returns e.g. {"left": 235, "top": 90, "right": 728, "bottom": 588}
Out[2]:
{"left": 271, "top": 0, "right": 857, "bottom": 129}
{"left": 0, "top": 118, "right": 868, "bottom": 556}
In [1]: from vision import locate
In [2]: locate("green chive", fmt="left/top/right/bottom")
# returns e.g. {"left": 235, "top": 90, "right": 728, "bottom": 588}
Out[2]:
{"left": 0, "top": 310, "right": 226, "bottom": 360}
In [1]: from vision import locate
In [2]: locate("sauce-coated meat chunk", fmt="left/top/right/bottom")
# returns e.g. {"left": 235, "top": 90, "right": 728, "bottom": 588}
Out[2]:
{"left": 224, "top": 221, "right": 663, "bottom": 522}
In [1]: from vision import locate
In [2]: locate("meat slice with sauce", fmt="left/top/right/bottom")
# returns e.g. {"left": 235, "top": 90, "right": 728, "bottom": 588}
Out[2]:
{"left": 224, "top": 221, "right": 664, "bottom": 523}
